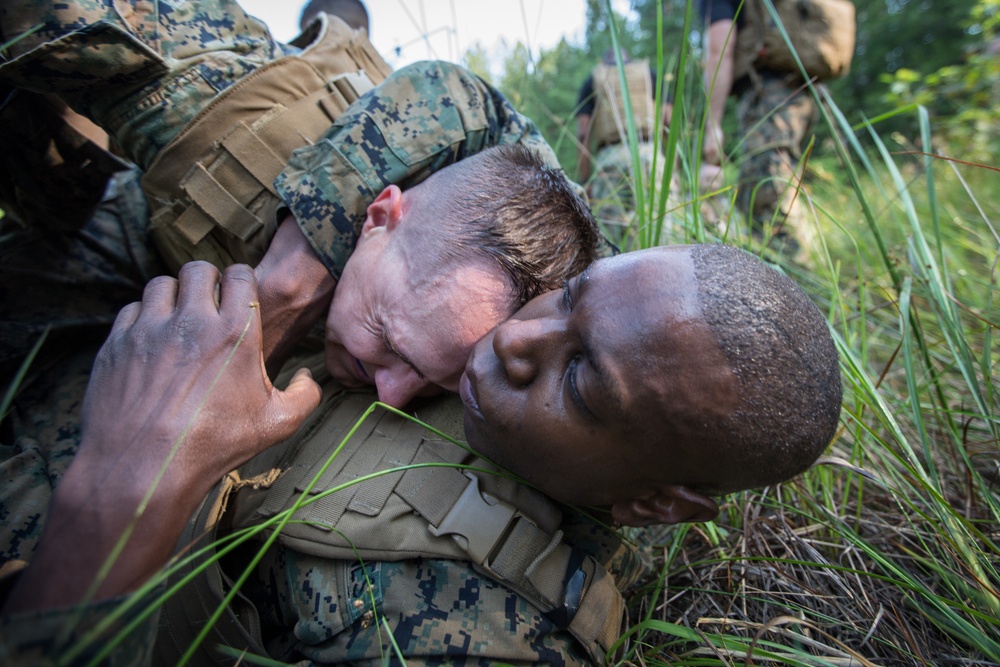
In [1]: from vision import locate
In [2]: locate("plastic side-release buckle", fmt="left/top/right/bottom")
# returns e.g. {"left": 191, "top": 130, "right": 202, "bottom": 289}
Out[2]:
{"left": 428, "top": 472, "right": 517, "bottom": 566}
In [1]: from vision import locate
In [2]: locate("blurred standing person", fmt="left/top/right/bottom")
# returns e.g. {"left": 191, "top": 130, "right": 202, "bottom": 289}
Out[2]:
{"left": 700, "top": 0, "right": 855, "bottom": 265}
{"left": 576, "top": 48, "right": 672, "bottom": 251}
{"left": 299, "top": 0, "right": 370, "bottom": 33}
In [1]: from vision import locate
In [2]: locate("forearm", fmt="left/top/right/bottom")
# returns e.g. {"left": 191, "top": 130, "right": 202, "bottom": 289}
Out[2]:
{"left": 3, "top": 442, "right": 203, "bottom": 613}
{"left": 255, "top": 216, "right": 336, "bottom": 376}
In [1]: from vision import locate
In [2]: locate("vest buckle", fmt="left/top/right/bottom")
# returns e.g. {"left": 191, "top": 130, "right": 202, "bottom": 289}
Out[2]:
{"left": 428, "top": 472, "right": 518, "bottom": 566}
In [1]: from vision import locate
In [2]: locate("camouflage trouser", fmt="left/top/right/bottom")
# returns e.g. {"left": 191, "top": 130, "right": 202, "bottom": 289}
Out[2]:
{"left": 0, "top": 0, "right": 293, "bottom": 171}
{"left": 735, "top": 71, "right": 819, "bottom": 262}
{"left": 586, "top": 141, "right": 675, "bottom": 251}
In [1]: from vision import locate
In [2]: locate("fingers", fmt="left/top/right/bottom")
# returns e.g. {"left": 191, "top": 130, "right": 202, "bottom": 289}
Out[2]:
{"left": 175, "top": 261, "right": 222, "bottom": 314}
{"left": 139, "top": 275, "right": 179, "bottom": 317}
{"left": 218, "top": 264, "right": 259, "bottom": 319}
{"left": 262, "top": 367, "right": 322, "bottom": 442}
{"left": 110, "top": 301, "right": 142, "bottom": 336}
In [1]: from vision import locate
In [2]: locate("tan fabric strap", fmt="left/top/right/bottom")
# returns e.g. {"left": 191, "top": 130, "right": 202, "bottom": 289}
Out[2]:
{"left": 395, "top": 458, "right": 625, "bottom": 664}
{"left": 142, "top": 13, "right": 392, "bottom": 271}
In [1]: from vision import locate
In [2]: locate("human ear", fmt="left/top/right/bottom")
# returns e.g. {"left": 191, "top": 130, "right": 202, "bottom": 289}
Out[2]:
{"left": 610, "top": 485, "right": 719, "bottom": 527}
{"left": 361, "top": 184, "right": 404, "bottom": 235}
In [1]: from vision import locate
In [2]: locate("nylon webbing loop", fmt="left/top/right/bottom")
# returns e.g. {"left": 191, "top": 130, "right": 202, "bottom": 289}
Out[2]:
{"left": 221, "top": 122, "right": 285, "bottom": 196}
{"left": 182, "top": 163, "right": 262, "bottom": 241}
{"left": 173, "top": 73, "right": 364, "bottom": 245}
{"left": 395, "top": 460, "right": 626, "bottom": 665}
{"left": 143, "top": 13, "right": 389, "bottom": 268}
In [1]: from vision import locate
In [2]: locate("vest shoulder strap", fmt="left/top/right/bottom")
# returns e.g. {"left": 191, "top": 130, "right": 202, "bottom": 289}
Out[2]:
{"left": 142, "top": 13, "right": 392, "bottom": 273}
{"left": 160, "top": 395, "right": 631, "bottom": 665}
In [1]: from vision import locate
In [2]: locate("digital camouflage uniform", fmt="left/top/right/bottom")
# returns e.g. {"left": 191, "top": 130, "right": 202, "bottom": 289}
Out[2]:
{"left": 0, "top": 2, "right": 620, "bottom": 664}
{"left": 0, "top": 363, "right": 653, "bottom": 667}
{"left": 700, "top": 0, "right": 821, "bottom": 263}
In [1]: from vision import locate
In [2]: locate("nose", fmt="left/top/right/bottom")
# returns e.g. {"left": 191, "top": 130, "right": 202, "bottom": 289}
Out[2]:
{"left": 374, "top": 365, "right": 433, "bottom": 408}
{"left": 492, "top": 316, "right": 564, "bottom": 387}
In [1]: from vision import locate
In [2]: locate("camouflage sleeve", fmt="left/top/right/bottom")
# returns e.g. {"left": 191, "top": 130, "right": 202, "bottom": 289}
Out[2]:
{"left": 274, "top": 60, "right": 564, "bottom": 281}
{"left": 0, "top": 582, "right": 159, "bottom": 667}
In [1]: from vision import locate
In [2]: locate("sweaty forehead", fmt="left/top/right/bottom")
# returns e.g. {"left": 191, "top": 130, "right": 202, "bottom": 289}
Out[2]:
{"left": 588, "top": 247, "right": 701, "bottom": 323}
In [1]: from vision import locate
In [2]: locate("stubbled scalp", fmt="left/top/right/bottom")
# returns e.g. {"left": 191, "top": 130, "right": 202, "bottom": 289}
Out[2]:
{"left": 690, "top": 244, "right": 842, "bottom": 495}
{"left": 402, "top": 144, "right": 601, "bottom": 310}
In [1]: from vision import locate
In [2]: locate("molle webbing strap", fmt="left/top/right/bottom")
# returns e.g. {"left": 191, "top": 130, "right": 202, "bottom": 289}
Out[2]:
{"left": 249, "top": 400, "right": 627, "bottom": 665}
{"left": 142, "top": 14, "right": 392, "bottom": 272}
{"left": 395, "top": 462, "right": 626, "bottom": 664}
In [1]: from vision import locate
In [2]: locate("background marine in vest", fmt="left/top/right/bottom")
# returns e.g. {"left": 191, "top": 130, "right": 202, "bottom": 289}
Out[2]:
{"left": 700, "top": 0, "right": 856, "bottom": 266}
{"left": 575, "top": 48, "right": 676, "bottom": 250}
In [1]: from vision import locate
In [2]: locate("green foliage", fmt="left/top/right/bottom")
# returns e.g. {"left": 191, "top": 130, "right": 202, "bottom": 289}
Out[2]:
{"left": 497, "top": 38, "right": 595, "bottom": 176}
{"left": 879, "top": 0, "right": 1000, "bottom": 162}
{"left": 832, "top": 0, "right": 982, "bottom": 135}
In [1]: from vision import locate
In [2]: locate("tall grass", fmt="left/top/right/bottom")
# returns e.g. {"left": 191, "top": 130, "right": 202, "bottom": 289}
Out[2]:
{"left": 597, "top": 3, "right": 999, "bottom": 664}
{"left": 6, "top": 3, "right": 998, "bottom": 665}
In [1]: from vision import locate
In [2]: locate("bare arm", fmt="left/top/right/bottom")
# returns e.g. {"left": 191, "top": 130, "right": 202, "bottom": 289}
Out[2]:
{"left": 3, "top": 262, "right": 321, "bottom": 613}
{"left": 703, "top": 19, "right": 737, "bottom": 166}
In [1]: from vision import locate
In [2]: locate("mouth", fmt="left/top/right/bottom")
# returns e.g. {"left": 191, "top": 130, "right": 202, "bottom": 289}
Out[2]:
{"left": 458, "top": 369, "right": 484, "bottom": 422}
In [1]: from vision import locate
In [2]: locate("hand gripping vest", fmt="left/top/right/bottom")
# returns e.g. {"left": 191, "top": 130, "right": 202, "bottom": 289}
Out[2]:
{"left": 140, "top": 14, "right": 392, "bottom": 273}
{"left": 589, "top": 59, "right": 657, "bottom": 150}
{"left": 156, "top": 391, "right": 635, "bottom": 666}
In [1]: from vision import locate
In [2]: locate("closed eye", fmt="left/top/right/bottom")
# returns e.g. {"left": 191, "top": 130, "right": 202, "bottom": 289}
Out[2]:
{"left": 562, "top": 279, "right": 573, "bottom": 312}
{"left": 381, "top": 325, "right": 427, "bottom": 381}
{"left": 567, "top": 355, "right": 596, "bottom": 420}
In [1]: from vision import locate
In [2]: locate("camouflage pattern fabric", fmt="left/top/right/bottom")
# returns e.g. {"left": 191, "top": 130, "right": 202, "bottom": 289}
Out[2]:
{"left": 586, "top": 140, "right": 673, "bottom": 252}
{"left": 241, "top": 544, "right": 595, "bottom": 666}
{"left": 0, "top": 584, "right": 160, "bottom": 667}
{"left": 0, "top": 342, "right": 102, "bottom": 572}
{"left": 0, "top": 1, "right": 567, "bottom": 281}
{"left": 0, "top": 166, "right": 163, "bottom": 377}
{"left": 0, "top": 0, "right": 294, "bottom": 171}
{"left": 735, "top": 72, "right": 819, "bottom": 264}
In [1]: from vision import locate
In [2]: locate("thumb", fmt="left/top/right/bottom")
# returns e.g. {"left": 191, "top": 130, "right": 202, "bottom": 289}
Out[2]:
{"left": 262, "top": 368, "right": 322, "bottom": 442}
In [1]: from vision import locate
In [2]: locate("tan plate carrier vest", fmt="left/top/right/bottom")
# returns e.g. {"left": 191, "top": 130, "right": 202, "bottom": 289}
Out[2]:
{"left": 141, "top": 14, "right": 392, "bottom": 274}
{"left": 733, "top": 0, "right": 856, "bottom": 82}
{"left": 590, "top": 59, "right": 657, "bottom": 150}
{"left": 155, "top": 392, "right": 628, "bottom": 666}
